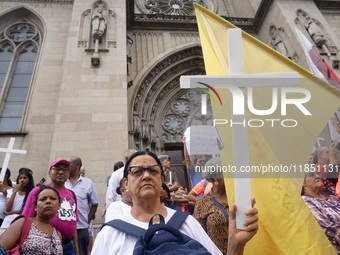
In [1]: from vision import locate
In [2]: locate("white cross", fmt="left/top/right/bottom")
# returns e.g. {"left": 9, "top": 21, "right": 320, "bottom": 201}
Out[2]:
{"left": 0, "top": 138, "right": 27, "bottom": 182}
{"left": 180, "top": 28, "right": 299, "bottom": 229}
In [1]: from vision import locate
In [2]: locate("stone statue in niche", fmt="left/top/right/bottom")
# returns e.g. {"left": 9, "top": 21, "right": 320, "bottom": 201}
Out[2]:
{"left": 269, "top": 26, "right": 289, "bottom": 58}
{"left": 91, "top": 2, "right": 107, "bottom": 67}
{"left": 92, "top": 3, "right": 107, "bottom": 42}
{"left": 304, "top": 16, "right": 327, "bottom": 47}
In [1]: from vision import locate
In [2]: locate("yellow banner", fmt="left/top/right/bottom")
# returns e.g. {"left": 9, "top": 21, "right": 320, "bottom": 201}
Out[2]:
{"left": 194, "top": 3, "right": 340, "bottom": 254}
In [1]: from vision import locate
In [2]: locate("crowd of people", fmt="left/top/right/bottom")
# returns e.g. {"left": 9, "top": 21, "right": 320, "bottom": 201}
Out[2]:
{"left": 0, "top": 136, "right": 338, "bottom": 254}
{"left": 0, "top": 156, "right": 98, "bottom": 255}
{"left": 95, "top": 150, "right": 258, "bottom": 255}
{"left": 303, "top": 142, "right": 340, "bottom": 254}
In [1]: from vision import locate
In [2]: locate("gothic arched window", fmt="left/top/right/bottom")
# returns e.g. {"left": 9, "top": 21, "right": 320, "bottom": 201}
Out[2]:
{"left": 0, "top": 20, "right": 40, "bottom": 132}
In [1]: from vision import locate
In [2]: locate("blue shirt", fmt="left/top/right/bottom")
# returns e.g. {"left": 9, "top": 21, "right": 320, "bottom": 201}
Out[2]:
{"left": 65, "top": 176, "right": 99, "bottom": 229}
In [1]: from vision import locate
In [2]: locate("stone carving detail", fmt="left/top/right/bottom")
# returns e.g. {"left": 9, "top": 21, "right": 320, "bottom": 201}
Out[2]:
{"left": 160, "top": 88, "right": 213, "bottom": 143}
{"left": 269, "top": 26, "right": 290, "bottom": 58}
{"left": 141, "top": 119, "right": 149, "bottom": 138}
{"left": 149, "top": 125, "right": 156, "bottom": 143}
{"left": 131, "top": 46, "right": 206, "bottom": 151}
{"left": 135, "top": 0, "right": 217, "bottom": 16}
{"left": 133, "top": 47, "right": 203, "bottom": 115}
{"left": 172, "top": 99, "right": 190, "bottom": 115}
{"left": 295, "top": 9, "right": 338, "bottom": 56}
{"left": 90, "top": 1, "right": 108, "bottom": 66}
{"left": 163, "top": 114, "right": 185, "bottom": 133}
{"left": 78, "top": 1, "right": 117, "bottom": 66}
{"left": 92, "top": 2, "right": 107, "bottom": 42}
{"left": 304, "top": 16, "right": 326, "bottom": 47}
{"left": 78, "top": 40, "right": 88, "bottom": 48}
{"left": 6, "top": 23, "right": 37, "bottom": 43}
{"left": 133, "top": 115, "right": 141, "bottom": 134}
{"left": 170, "top": 32, "right": 200, "bottom": 46}
{"left": 329, "top": 46, "right": 339, "bottom": 53}
{"left": 128, "top": 32, "right": 165, "bottom": 76}
{"left": 143, "top": 0, "right": 208, "bottom": 15}
{"left": 78, "top": 9, "right": 91, "bottom": 49}
{"left": 291, "top": 52, "right": 299, "bottom": 62}
{"left": 6, "top": 0, "right": 73, "bottom": 3}
{"left": 107, "top": 40, "right": 116, "bottom": 48}
{"left": 1, "top": 20, "right": 40, "bottom": 53}
{"left": 321, "top": 11, "right": 340, "bottom": 16}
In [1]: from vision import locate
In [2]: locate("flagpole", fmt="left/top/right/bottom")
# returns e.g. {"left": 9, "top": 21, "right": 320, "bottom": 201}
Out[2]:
{"left": 228, "top": 28, "right": 252, "bottom": 229}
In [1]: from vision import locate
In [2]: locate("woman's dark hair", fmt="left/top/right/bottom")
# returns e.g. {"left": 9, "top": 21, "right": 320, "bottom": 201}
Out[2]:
{"left": 19, "top": 168, "right": 32, "bottom": 175}
{"left": 301, "top": 186, "right": 305, "bottom": 196}
{"left": 114, "top": 161, "right": 124, "bottom": 171}
{"left": 34, "top": 185, "right": 61, "bottom": 206}
{"left": 18, "top": 168, "right": 34, "bottom": 186}
{"left": 161, "top": 182, "right": 171, "bottom": 200}
{"left": 116, "top": 178, "right": 125, "bottom": 195}
{"left": 123, "top": 151, "right": 163, "bottom": 179}
{"left": 0, "top": 168, "right": 12, "bottom": 187}
{"left": 16, "top": 171, "right": 35, "bottom": 210}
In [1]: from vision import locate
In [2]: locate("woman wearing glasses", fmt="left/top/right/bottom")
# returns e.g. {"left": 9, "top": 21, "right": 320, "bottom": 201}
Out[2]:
{"left": 92, "top": 151, "right": 258, "bottom": 255}
{"left": 302, "top": 171, "right": 340, "bottom": 254}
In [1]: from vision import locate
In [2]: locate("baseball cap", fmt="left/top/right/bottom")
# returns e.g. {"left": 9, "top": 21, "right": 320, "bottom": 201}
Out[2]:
{"left": 49, "top": 158, "right": 70, "bottom": 170}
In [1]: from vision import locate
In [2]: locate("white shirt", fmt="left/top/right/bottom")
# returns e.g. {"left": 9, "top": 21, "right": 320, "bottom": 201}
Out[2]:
{"left": 0, "top": 188, "right": 12, "bottom": 219}
{"left": 1, "top": 189, "right": 25, "bottom": 228}
{"left": 105, "top": 167, "right": 124, "bottom": 209}
{"left": 105, "top": 200, "right": 131, "bottom": 222}
{"left": 91, "top": 207, "right": 222, "bottom": 255}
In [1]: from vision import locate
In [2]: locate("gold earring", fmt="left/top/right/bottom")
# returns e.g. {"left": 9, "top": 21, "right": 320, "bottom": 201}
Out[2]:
{"left": 214, "top": 180, "right": 219, "bottom": 186}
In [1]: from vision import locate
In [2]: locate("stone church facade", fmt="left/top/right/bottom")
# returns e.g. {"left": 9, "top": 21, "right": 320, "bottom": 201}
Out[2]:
{"left": 0, "top": 0, "right": 339, "bottom": 223}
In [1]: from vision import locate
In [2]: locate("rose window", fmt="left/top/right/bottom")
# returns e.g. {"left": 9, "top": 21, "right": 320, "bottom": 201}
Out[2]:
{"left": 144, "top": 0, "right": 208, "bottom": 15}
{"left": 172, "top": 99, "right": 190, "bottom": 115}
{"left": 163, "top": 114, "right": 184, "bottom": 133}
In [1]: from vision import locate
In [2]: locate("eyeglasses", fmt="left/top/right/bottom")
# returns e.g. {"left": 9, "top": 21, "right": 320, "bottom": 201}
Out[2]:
{"left": 128, "top": 165, "right": 162, "bottom": 177}
{"left": 51, "top": 167, "right": 69, "bottom": 173}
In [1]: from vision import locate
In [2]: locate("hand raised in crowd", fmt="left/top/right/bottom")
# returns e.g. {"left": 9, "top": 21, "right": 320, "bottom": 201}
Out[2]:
{"left": 227, "top": 197, "right": 259, "bottom": 255}
{"left": 12, "top": 183, "right": 21, "bottom": 193}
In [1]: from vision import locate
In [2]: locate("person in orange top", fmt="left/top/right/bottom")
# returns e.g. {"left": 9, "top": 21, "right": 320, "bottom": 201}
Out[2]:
{"left": 187, "top": 179, "right": 212, "bottom": 205}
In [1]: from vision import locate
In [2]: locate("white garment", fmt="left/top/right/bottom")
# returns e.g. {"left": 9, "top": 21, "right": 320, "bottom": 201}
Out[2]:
{"left": 105, "top": 201, "right": 131, "bottom": 222}
{"left": 1, "top": 189, "right": 24, "bottom": 228}
{"left": 0, "top": 188, "right": 12, "bottom": 219}
{"left": 91, "top": 207, "right": 222, "bottom": 255}
{"left": 105, "top": 167, "right": 123, "bottom": 209}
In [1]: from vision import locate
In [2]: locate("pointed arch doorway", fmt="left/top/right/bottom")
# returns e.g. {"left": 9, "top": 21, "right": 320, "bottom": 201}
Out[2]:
{"left": 130, "top": 45, "right": 214, "bottom": 189}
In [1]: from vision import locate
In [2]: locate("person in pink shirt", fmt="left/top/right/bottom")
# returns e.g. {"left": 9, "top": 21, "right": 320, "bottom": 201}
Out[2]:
{"left": 22, "top": 158, "right": 79, "bottom": 255}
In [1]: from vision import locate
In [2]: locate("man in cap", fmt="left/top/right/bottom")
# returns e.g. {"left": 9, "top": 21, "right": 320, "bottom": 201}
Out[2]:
{"left": 22, "top": 158, "right": 79, "bottom": 255}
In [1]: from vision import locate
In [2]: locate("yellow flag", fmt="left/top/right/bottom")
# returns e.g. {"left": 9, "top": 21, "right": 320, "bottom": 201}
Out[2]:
{"left": 194, "top": 4, "right": 340, "bottom": 255}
